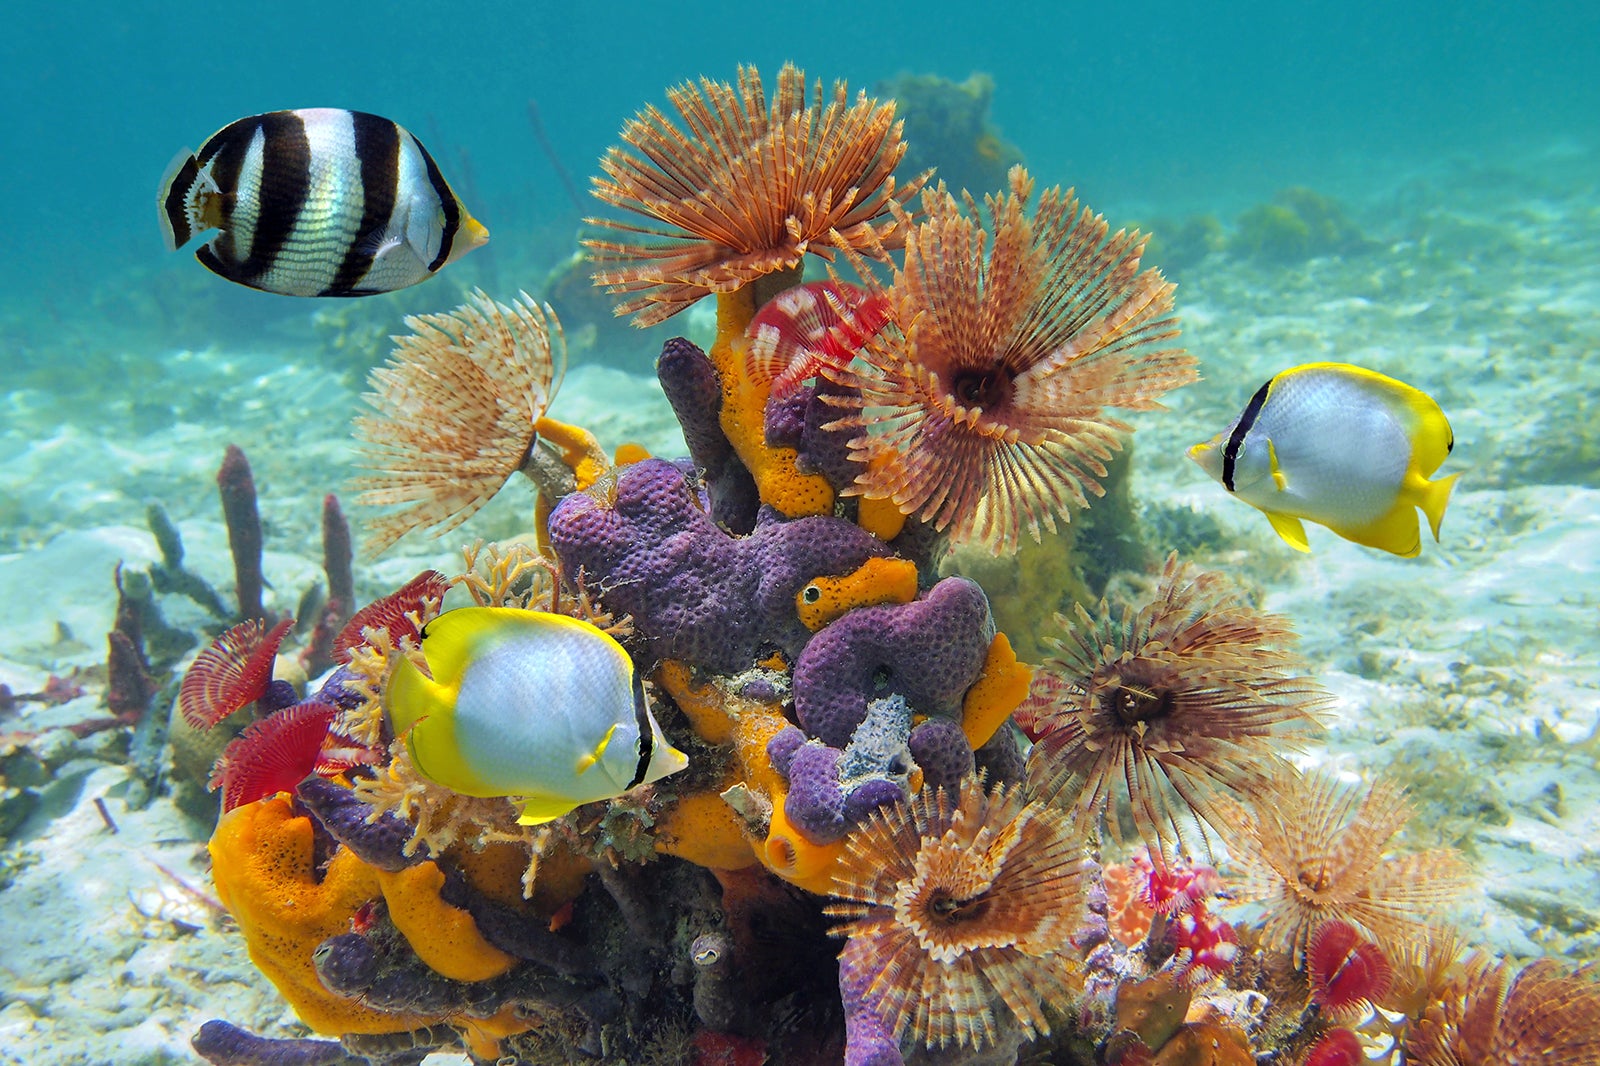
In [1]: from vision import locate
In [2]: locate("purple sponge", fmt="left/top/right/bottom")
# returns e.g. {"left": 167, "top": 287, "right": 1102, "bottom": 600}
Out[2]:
{"left": 548, "top": 458, "right": 892, "bottom": 673}
{"left": 908, "top": 717, "right": 976, "bottom": 793}
{"left": 768, "top": 692, "right": 917, "bottom": 844}
{"left": 793, "top": 576, "right": 995, "bottom": 748}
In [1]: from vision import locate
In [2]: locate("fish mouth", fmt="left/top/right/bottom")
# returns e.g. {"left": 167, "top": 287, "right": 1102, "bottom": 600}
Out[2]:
{"left": 1185, "top": 442, "right": 1210, "bottom": 463}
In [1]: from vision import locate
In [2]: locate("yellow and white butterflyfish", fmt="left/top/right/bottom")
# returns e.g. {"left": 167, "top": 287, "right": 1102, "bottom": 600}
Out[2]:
{"left": 382, "top": 606, "right": 688, "bottom": 825}
{"left": 1187, "top": 362, "right": 1458, "bottom": 557}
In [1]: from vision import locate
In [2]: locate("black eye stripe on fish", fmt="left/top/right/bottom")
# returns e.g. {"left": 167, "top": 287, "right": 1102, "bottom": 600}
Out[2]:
{"left": 627, "top": 668, "right": 653, "bottom": 790}
{"left": 1223, "top": 377, "right": 1273, "bottom": 492}
{"left": 419, "top": 133, "right": 461, "bottom": 273}
{"left": 199, "top": 120, "right": 252, "bottom": 263}
{"left": 159, "top": 108, "right": 487, "bottom": 297}
{"left": 327, "top": 112, "right": 402, "bottom": 295}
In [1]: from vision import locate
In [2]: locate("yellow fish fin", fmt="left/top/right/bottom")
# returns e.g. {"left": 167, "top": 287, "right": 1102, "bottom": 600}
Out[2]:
{"left": 414, "top": 607, "right": 522, "bottom": 687}
{"left": 575, "top": 723, "right": 618, "bottom": 776}
{"left": 1264, "top": 510, "right": 1312, "bottom": 552}
{"left": 1340, "top": 502, "right": 1423, "bottom": 557}
{"left": 1416, "top": 471, "right": 1460, "bottom": 542}
{"left": 1297, "top": 362, "right": 1455, "bottom": 473}
{"left": 1267, "top": 438, "right": 1289, "bottom": 491}
{"left": 384, "top": 652, "right": 449, "bottom": 738}
{"left": 514, "top": 795, "right": 580, "bottom": 826}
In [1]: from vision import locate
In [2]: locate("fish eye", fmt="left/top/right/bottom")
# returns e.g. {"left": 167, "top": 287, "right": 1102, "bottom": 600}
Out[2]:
{"left": 802, "top": 584, "right": 822, "bottom": 604}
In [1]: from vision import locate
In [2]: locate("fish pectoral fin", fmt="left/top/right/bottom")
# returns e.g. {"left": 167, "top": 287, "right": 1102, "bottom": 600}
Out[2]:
{"left": 354, "top": 221, "right": 406, "bottom": 260}
{"left": 1266, "top": 438, "right": 1289, "bottom": 491}
{"left": 575, "top": 724, "right": 618, "bottom": 777}
{"left": 514, "top": 795, "right": 579, "bottom": 826}
{"left": 1264, "top": 510, "right": 1312, "bottom": 552}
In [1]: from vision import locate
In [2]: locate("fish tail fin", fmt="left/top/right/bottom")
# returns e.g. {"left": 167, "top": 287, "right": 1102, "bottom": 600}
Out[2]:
{"left": 1420, "top": 471, "right": 1460, "bottom": 542}
{"left": 383, "top": 652, "right": 447, "bottom": 738}
{"left": 157, "top": 149, "right": 201, "bottom": 250}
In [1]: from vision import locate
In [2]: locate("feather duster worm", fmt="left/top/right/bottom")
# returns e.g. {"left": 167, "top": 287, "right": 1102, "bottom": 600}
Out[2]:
{"left": 1208, "top": 767, "right": 1472, "bottom": 963}
{"left": 744, "top": 280, "right": 885, "bottom": 400}
{"left": 208, "top": 701, "right": 343, "bottom": 811}
{"left": 352, "top": 291, "right": 565, "bottom": 556}
{"left": 332, "top": 570, "right": 450, "bottom": 664}
{"left": 1166, "top": 903, "right": 1240, "bottom": 988}
{"left": 826, "top": 778, "right": 1090, "bottom": 1050}
{"left": 178, "top": 618, "right": 294, "bottom": 729}
{"left": 1402, "top": 953, "right": 1600, "bottom": 1066}
{"left": 586, "top": 63, "right": 925, "bottom": 327}
{"left": 824, "top": 166, "right": 1198, "bottom": 551}
{"left": 1306, "top": 918, "right": 1392, "bottom": 1017}
{"left": 1301, "top": 1029, "right": 1365, "bottom": 1066}
{"left": 1025, "top": 554, "right": 1328, "bottom": 854}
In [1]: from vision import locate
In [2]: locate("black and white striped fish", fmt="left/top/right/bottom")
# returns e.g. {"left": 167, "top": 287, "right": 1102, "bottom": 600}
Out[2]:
{"left": 158, "top": 108, "right": 488, "bottom": 297}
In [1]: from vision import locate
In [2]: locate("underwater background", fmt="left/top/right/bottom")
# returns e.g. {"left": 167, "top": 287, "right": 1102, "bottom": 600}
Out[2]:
{"left": 1, "top": 1, "right": 1598, "bottom": 1063}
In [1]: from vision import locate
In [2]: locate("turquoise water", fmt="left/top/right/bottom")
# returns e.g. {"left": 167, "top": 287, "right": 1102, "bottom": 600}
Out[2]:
{"left": 2, "top": 1, "right": 1596, "bottom": 345}
{"left": 1, "top": 3, "right": 1598, "bottom": 1063}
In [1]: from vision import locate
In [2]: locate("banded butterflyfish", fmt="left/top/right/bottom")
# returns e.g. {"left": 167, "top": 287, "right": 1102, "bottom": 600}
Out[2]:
{"left": 158, "top": 108, "right": 488, "bottom": 297}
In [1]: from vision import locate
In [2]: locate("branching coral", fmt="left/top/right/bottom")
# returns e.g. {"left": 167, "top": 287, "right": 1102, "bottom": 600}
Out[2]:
{"left": 352, "top": 290, "right": 567, "bottom": 556}
{"left": 1025, "top": 554, "right": 1329, "bottom": 853}
{"left": 823, "top": 165, "right": 1198, "bottom": 551}
{"left": 586, "top": 62, "right": 925, "bottom": 327}
{"left": 1402, "top": 954, "right": 1600, "bottom": 1065}
{"left": 826, "top": 778, "right": 1090, "bottom": 1052}
{"left": 350, "top": 742, "right": 558, "bottom": 899}
{"left": 1208, "top": 767, "right": 1472, "bottom": 963}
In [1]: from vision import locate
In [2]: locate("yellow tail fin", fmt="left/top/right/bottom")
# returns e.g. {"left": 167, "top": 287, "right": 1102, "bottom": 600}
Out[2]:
{"left": 383, "top": 653, "right": 447, "bottom": 737}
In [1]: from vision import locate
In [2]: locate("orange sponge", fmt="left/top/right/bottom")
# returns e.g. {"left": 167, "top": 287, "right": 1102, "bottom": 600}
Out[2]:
{"left": 373, "top": 861, "right": 519, "bottom": 982}
{"left": 709, "top": 287, "right": 835, "bottom": 518}
{"left": 208, "top": 794, "right": 431, "bottom": 1035}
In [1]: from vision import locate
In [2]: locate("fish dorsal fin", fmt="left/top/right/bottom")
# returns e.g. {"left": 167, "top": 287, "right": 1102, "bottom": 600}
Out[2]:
{"left": 576, "top": 723, "right": 618, "bottom": 776}
{"left": 415, "top": 607, "right": 526, "bottom": 686}
{"left": 1267, "top": 438, "right": 1289, "bottom": 491}
{"left": 1265, "top": 510, "right": 1312, "bottom": 552}
{"left": 1300, "top": 362, "right": 1455, "bottom": 474}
